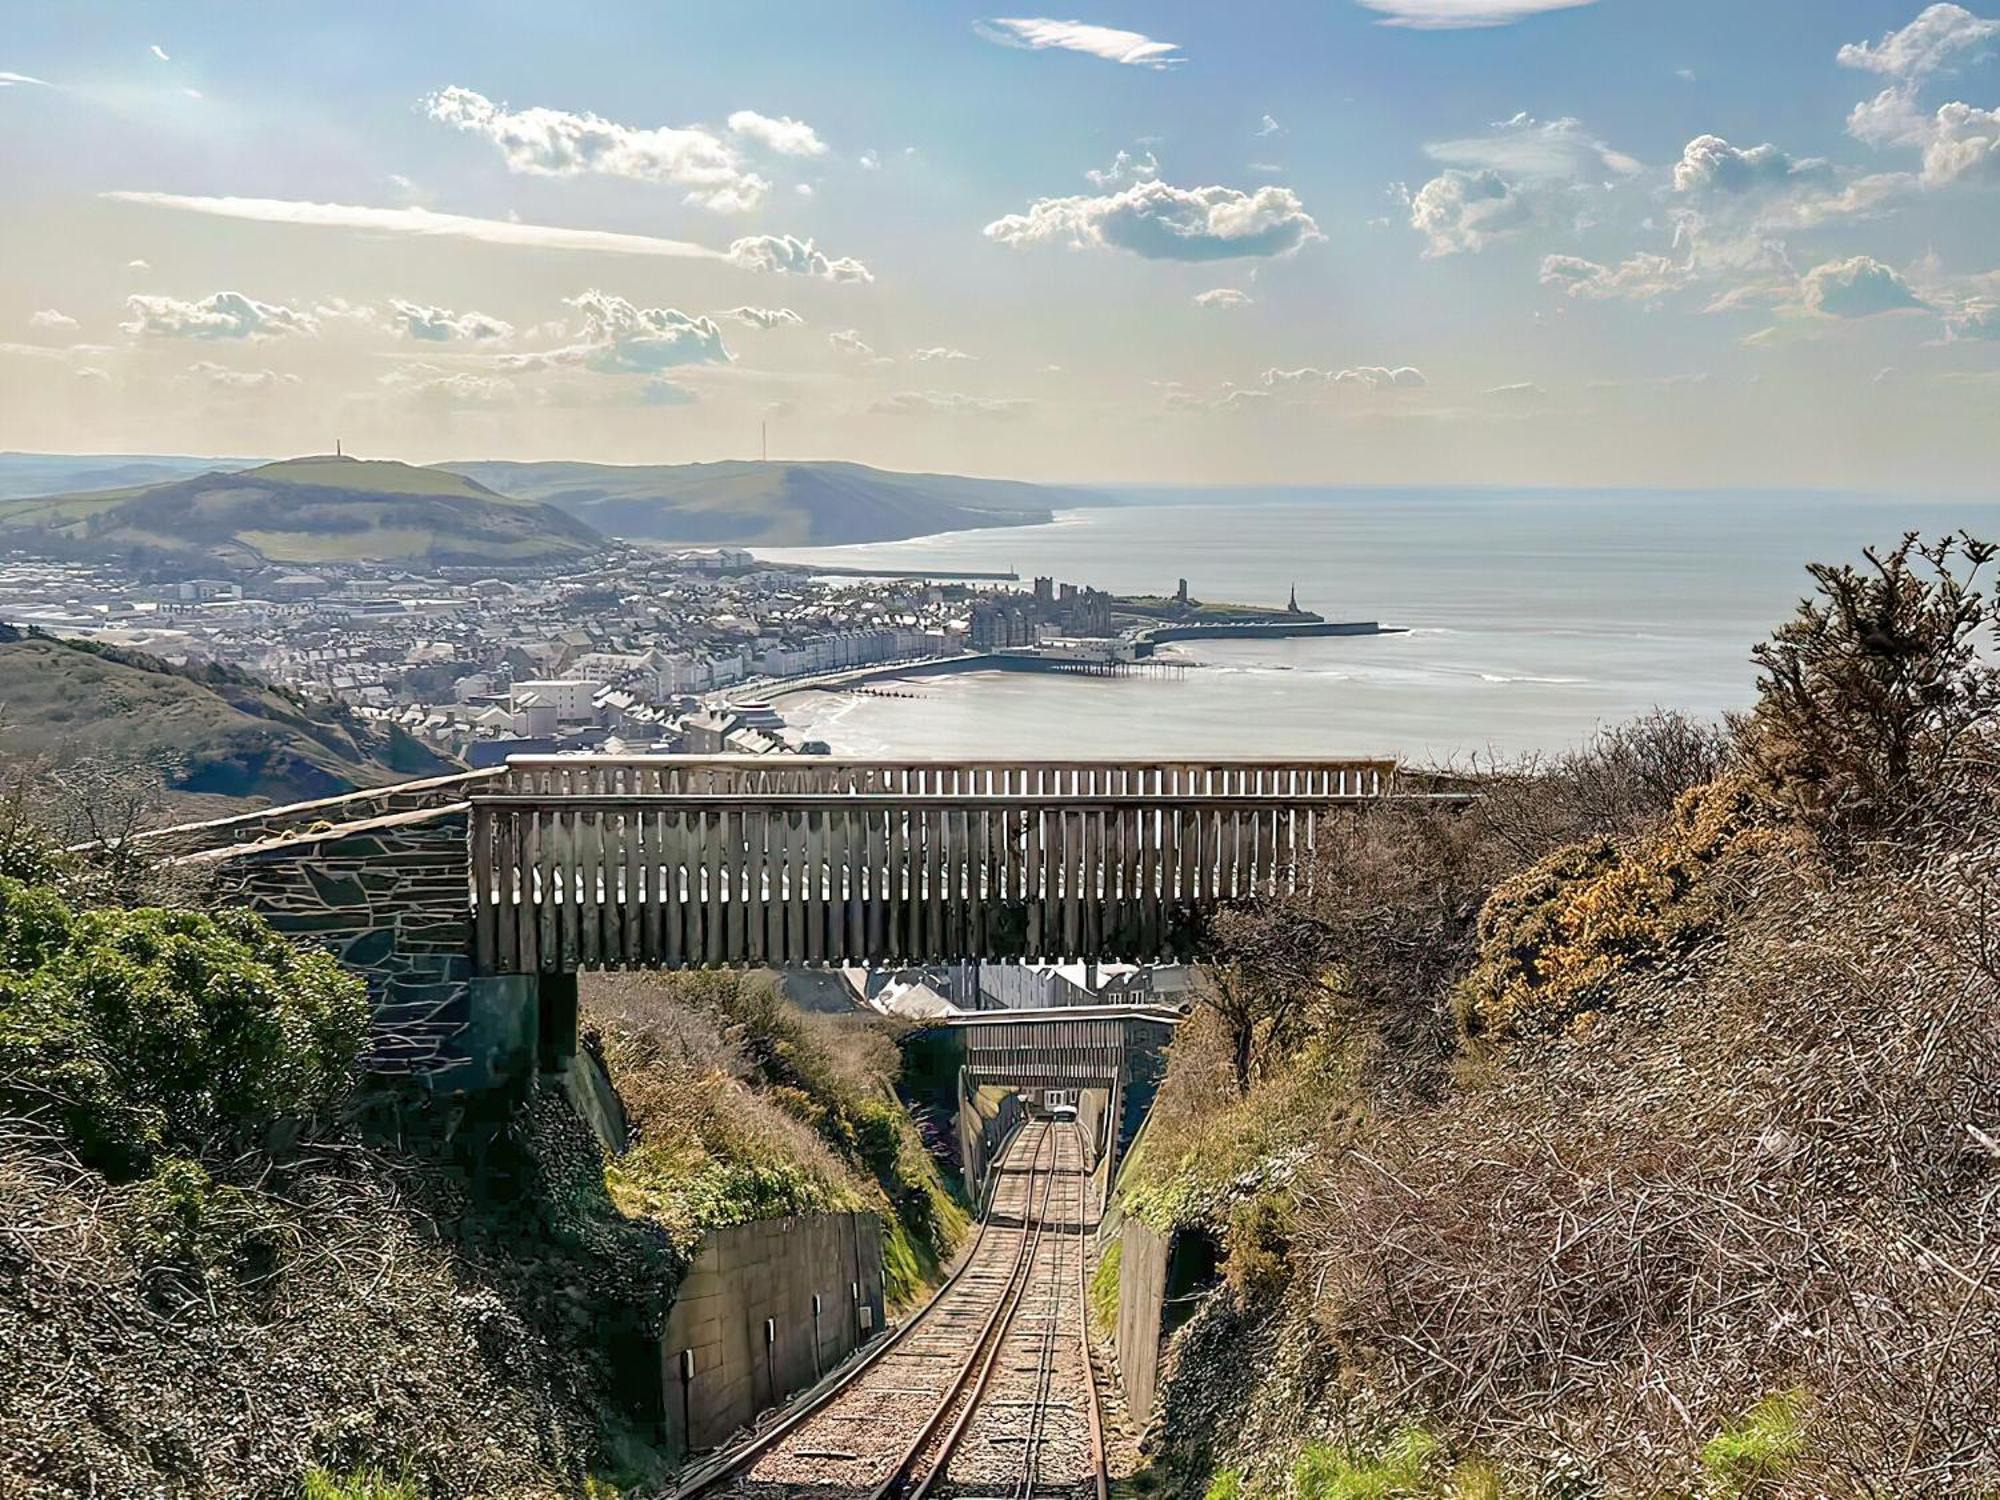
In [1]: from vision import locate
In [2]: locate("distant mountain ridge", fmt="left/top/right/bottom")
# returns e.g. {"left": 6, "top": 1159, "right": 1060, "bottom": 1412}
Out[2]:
{"left": 0, "top": 455, "right": 603, "bottom": 572}
{"left": 0, "top": 452, "right": 261, "bottom": 501}
{"left": 438, "top": 458, "right": 1099, "bottom": 547}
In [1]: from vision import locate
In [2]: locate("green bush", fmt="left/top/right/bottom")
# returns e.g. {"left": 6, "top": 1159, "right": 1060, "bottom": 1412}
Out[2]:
{"left": 0, "top": 877, "right": 368, "bottom": 1177}
{"left": 1204, "top": 1470, "right": 1246, "bottom": 1500}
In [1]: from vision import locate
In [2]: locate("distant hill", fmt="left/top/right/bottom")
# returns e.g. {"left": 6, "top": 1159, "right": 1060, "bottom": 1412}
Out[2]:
{"left": 0, "top": 624, "right": 453, "bottom": 803}
{"left": 0, "top": 451, "right": 259, "bottom": 501}
{"left": 0, "top": 456, "right": 604, "bottom": 572}
{"left": 438, "top": 459, "right": 1099, "bottom": 547}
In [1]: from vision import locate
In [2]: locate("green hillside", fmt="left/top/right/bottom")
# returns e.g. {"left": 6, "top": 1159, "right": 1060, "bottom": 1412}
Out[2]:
{"left": 0, "top": 455, "right": 604, "bottom": 571}
{"left": 440, "top": 458, "right": 1097, "bottom": 546}
{"left": 0, "top": 626, "right": 453, "bottom": 802}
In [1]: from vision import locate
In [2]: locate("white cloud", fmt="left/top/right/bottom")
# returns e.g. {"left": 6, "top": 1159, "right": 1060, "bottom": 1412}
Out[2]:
{"left": 727, "top": 109, "right": 829, "bottom": 158}
{"left": 1837, "top": 4, "right": 1999, "bottom": 79}
{"left": 377, "top": 364, "right": 519, "bottom": 408}
{"left": 858, "top": 150, "right": 881, "bottom": 170}
{"left": 1946, "top": 299, "right": 2000, "bottom": 338}
{"left": 1485, "top": 381, "right": 1546, "bottom": 398}
{"left": 101, "top": 192, "right": 866, "bottom": 278}
{"left": 127, "top": 258, "right": 150, "bottom": 271}
{"left": 564, "top": 291, "right": 731, "bottom": 372}
{"left": 149, "top": 44, "right": 170, "bottom": 62}
{"left": 1407, "top": 168, "right": 1534, "bottom": 255}
{"left": 1193, "top": 288, "right": 1253, "bottom": 308}
{"left": 103, "top": 191, "right": 741, "bottom": 262}
{"left": 1426, "top": 112, "right": 1639, "bottom": 180}
{"left": 1257, "top": 114, "right": 1284, "bottom": 137}
{"left": 389, "top": 299, "right": 513, "bottom": 342}
{"left": 183, "top": 361, "right": 299, "bottom": 392}
{"left": 718, "top": 306, "right": 803, "bottom": 330}
{"left": 871, "top": 390, "right": 1032, "bottom": 418}
{"left": 1916, "top": 101, "right": 2000, "bottom": 184}
{"left": 975, "top": 17, "right": 1184, "bottom": 68}
{"left": 28, "top": 309, "right": 77, "bottom": 331}
{"left": 727, "top": 232, "right": 875, "bottom": 282}
{"left": 1163, "top": 385, "right": 1276, "bottom": 413}
{"left": 1671, "top": 134, "right": 1831, "bottom": 195}
{"left": 911, "top": 346, "right": 975, "bottom": 361}
{"left": 1849, "top": 91, "right": 2000, "bottom": 185}
{"left": 419, "top": 85, "right": 768, "bottom": 212}
{"left": 1354, "top": 0, "right": 1599, "bottom": 29}
{"left": 0, "top": 71, "right": 49, "bottom": 87}
{"left": 1801, "top": 256, "right": 1928, "bottom": 317}
{"left": 1261, "top": 365, "right": 1427, "bottom": 390}
{"left": 1539, "top": 252, "right": 1691, "bottom": 301}
{"left": 1085, "top": 149, "right": 1159, "bottom": 189}
{"left": 985, "top": 179, "right": 1322, "bottom": 261}
{"left": 828, "top": 328, "right": 875, "bottom": 357}
{"left": 122, "top": 290, "right": 318, "bottom": 340}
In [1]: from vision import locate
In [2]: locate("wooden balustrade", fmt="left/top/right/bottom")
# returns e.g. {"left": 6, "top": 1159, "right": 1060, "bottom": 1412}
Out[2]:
{"left": 468, "top": 789, "right": 1362, "bottom": 973}
{"left": 492, "top": 755, "right": 1396, "bottom": 800}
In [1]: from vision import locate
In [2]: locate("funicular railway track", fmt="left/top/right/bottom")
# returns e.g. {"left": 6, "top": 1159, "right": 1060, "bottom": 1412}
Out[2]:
{"left": 683, "top": 1120, "right": 1108, "bottom": 1500}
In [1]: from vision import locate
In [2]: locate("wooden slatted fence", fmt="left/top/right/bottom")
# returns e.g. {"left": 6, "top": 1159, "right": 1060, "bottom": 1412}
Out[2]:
{"left": 468, "top": 786, "right": 1369, "bottom": 973}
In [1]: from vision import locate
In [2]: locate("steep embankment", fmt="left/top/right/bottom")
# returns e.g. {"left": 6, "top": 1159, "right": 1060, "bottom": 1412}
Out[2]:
{"left": 0, "top": 456, "right": 604, "bottom": 572}
{"left": 1102, "top": 540, "right": 2000, "bottom": 1498}
{"left": 0, "top": 837, "right": 971, "bottom": 1496}
{"left": 0, "top": 626, "right": 452, "bottom": 803}
{"left": 585, "top": 970, "right": 969, "bottom": 1309}
{"left": 441, "top": 458, "right": 1095, "bottom": 547}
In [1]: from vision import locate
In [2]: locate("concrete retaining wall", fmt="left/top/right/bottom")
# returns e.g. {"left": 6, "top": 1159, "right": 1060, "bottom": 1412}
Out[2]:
{"left": 1114, "top": 1215, "right": 1170, "bottom": 1420}
{"left": 660, "top": 1211, "right": 887, "bottom": 1461}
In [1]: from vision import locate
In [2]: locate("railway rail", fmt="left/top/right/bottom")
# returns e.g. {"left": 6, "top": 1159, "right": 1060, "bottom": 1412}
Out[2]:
{"left": 680, "top": 1120, "right": 1108, "bottom": 1500}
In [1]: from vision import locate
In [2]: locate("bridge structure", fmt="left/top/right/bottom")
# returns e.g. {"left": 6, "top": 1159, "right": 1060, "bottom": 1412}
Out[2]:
{"left": 927, "top": 1004, "right": 1184, "bottom": 1188}
{"left": 164, "top": 755, "right": 1416, "bottom": 1090}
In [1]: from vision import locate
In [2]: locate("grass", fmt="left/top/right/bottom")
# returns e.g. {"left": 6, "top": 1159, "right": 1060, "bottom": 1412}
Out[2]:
{"left": 300, "top": 1467, "right": 419, "bottom": 1500}
{"left": 1701, "top": 1392, "right": 1806, "bottom": 1496}
{"left": 1293, "top": 1429, "right": 1443, "bottom": 1499}
{"left": 1090, "top": 1236, "right": 1122, "bottom": 1337}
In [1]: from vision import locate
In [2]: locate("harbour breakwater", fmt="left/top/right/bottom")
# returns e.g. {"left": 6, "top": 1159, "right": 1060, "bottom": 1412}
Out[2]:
{"left": 1136, "top": 619, "right": 1397, "bottom": 647}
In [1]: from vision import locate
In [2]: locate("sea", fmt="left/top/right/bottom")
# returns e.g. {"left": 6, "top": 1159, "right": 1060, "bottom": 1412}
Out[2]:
{"left": 758, "top": 489, "right": 2000, "bottom": 766}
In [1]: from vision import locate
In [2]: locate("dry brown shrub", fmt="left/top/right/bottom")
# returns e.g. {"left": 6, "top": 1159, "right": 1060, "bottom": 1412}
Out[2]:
{"left": 1293, "top": 846, "right": 2000, "bottom": 1495}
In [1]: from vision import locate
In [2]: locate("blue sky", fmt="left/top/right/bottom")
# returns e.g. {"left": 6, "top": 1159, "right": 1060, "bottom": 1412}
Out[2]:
{"left": 3, "top": 1, "right": 1997, "bottom": 490}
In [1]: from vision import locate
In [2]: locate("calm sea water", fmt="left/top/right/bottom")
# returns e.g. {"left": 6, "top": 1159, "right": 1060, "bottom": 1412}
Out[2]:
{"left": 759, "top": 490, "right": 2000, "bottom": 765}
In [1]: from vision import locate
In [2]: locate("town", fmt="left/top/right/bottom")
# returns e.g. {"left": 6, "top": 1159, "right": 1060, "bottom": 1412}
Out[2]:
{"left": 0, "top": 541, "right": 1342, "bottom": 764}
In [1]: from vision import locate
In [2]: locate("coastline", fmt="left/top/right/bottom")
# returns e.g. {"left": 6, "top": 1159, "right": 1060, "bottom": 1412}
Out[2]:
{"left": 749, "top": 620, "right": 1398, "bottom": 706}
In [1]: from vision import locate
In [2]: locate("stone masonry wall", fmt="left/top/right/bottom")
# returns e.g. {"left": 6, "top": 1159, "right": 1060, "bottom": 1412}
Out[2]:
{"left": 195, "top": 806, "right": 483, "bottom": 1079}
{"left": 660, "top": 1211, "right": 887, "bottom": 1462}
{"left": 143, "top": 768, "right": 499, "bottom": 857}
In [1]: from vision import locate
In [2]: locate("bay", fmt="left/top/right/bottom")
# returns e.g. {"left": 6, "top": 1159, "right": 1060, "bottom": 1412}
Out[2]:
{"left": 758, "top": 489, "right": 2000, "bottom": 764}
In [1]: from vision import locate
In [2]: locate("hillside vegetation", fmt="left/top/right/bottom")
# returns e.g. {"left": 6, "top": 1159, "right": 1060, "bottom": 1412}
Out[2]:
{"left": 584, "top": 970, "right": 968, "bottom": 1308}
{"left": 0, "top": 626, "right": 451, "bottom": 803}
{"left": 0, "top": 455, "right": 603, "bottom": 571}
{"left": 0, "top": 818, "right": 967, "bottom": 1496}
{"left": 441, "top": 458, "right": 1092, "bottom": 547}
{"left": 1116, "top": 533, "right": 2000, "bottom": 1498}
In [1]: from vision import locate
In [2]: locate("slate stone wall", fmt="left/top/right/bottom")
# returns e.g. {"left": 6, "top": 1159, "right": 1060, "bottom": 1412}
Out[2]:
{"left": 144, "top": 768, "right": 500, "bottom": 857}
{"left": 199, "top": 807, "right": 483, "bottom": 1079}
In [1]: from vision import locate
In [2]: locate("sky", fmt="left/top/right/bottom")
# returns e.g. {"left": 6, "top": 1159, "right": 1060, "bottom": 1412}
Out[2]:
{"left": 3, "top": 0, "right": 1998, "bottom": 491}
